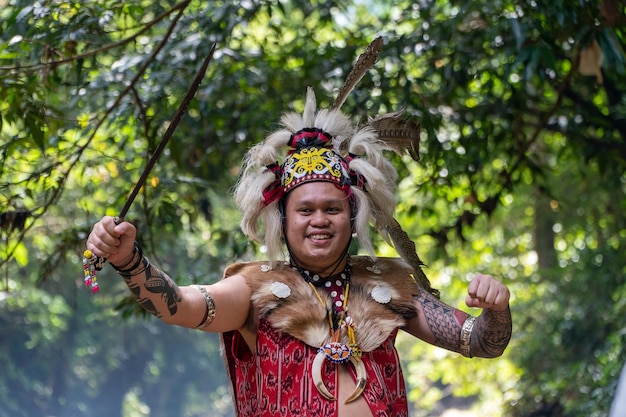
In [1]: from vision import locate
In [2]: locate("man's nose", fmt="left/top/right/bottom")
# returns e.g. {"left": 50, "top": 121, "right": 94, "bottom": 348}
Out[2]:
{"left": 310, "top": 210, "right": 330, "bottom": 225}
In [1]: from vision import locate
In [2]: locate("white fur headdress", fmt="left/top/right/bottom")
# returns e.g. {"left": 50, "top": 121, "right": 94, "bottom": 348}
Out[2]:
{"left": 235, "top": 86, "right": 397, "bottom": 263}
{"left": 233, "top": 38, "right": 436, "bottom": 294}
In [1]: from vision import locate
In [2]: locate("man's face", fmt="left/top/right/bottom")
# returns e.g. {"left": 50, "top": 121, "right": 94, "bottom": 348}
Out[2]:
{"left": 283, "top": 181, "right": 353, "bottom": 274}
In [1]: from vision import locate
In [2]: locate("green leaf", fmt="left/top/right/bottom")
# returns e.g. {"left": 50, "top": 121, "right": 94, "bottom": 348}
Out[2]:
{"left": 13, "top": 241, "right": 28, "bottom": 266}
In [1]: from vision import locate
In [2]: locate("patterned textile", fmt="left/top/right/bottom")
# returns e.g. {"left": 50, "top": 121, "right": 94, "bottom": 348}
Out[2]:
{"left": 224, "top": 319, "right": 408, "bottom": 417}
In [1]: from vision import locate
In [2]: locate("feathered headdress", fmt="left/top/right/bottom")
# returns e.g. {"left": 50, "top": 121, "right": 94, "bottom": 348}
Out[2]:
{"left": 234, "top": 37, "right": 436, "bottom": 295}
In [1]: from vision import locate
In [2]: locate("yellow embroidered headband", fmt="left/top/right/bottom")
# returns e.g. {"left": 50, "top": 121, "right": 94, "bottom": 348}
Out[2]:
{"left": 261, "top": 128, "right": 366, "bottom": 206}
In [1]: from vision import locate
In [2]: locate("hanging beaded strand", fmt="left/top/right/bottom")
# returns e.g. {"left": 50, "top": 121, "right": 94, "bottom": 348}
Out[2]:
{"left": 81, "top": 216, "right": 119, "bottom": 294}
{"left": 82, "top": 250, "right": 100, "bottom": 294}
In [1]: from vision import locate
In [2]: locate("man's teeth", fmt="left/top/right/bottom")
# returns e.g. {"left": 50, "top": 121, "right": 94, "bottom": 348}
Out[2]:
{"left": 310, "top": 234, "right": 331, "bottom": 240}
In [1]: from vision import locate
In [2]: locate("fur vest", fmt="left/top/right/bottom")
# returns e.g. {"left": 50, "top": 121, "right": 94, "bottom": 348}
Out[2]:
{"left": 228, "top": 256, "right": 420, "bottom": 351}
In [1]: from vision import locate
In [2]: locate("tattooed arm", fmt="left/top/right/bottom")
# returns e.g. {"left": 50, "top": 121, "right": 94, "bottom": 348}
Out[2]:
{"left": 403, "top": 274, "right": 512, "bottom": 358}
{"left": 86, "top": 216, "right": 253, "bottom": 335}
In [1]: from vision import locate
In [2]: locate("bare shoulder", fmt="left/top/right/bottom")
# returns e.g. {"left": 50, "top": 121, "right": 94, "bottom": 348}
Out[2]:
{"left": 213, "top": 272, "right": 258, "bottom": 350}
{"left": 212, "top": 272, "right": 253, "bottom": 308}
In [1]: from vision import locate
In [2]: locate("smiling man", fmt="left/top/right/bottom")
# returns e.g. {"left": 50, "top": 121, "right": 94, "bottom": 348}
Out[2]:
{"left": 86, "top": 87, "right": 512, "bottom": 416}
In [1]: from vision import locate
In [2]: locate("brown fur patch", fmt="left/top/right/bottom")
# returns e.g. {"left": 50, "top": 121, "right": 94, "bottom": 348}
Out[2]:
{"left": 223, "top": 257, "right": 420, "bottom": 352}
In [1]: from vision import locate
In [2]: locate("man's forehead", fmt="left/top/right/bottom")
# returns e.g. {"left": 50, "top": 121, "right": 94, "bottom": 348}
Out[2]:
{"left": 286, "top": 182, "right": 350, "bottom": 204}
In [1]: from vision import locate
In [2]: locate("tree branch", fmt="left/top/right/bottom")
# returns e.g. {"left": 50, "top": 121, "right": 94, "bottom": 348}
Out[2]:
{"left": 0, "top": 0, "right": 192, "bottom": 74}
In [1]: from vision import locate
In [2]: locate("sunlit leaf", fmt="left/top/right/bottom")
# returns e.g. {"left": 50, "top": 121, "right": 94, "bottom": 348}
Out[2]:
{"left": 12, "top": 241, "right": 28, "bottom": 266}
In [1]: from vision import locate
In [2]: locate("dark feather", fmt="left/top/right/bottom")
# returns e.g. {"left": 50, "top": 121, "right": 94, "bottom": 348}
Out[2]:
{"left": 367, "top": 111, "right": 421, "bottom": 161}
{"left": 332, "top": 37, "right": 384, "bottom": 110}
{"left": 385, "top": 218, "right": 439, "bottom": 298}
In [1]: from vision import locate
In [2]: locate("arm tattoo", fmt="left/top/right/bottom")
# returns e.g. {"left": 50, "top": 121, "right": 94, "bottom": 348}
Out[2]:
{"left": 471, "top": 307, "right": 512, "bottom": 358}
{"left": 417, "top": 290, "right": 512, "bottom": 358}
{"left": 417, "top": 290, "right": 466, "bottom": 351}
{"left": 122, "top": 259, "right": 182, "bottom": 319}
{"left": 143, "top": 264, "right": 181, "bottom": 316}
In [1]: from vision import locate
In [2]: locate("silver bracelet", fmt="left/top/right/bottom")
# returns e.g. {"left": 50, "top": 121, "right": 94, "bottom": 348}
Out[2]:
{"left": 191, "top": 285, "right": 216, "bottom": 329}
{"left": 460, "top": 316, "right": 476, "bottom": 357}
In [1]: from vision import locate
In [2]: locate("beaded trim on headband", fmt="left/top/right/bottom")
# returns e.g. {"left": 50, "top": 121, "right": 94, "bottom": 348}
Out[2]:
{"left": 261, "top": 128, "right": 366, "bottom": 206}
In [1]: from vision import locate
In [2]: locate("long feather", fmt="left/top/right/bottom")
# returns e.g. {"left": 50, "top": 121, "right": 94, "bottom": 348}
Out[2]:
{"left": 386, "top": 218, "right": 440, "bottom": 298}
{"left": 367, "top": 111, "right": 421, "bottom": 161}
{"left": 332, "top": 37, "right": 384, "bottom": 110}
{"left": 332, "top": 37, "right": 435, "bottom": 297}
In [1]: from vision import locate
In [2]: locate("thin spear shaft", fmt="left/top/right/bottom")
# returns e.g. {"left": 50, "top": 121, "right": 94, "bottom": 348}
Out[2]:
{"left": 118, "top": 43, "right": 217, "bottom": 221}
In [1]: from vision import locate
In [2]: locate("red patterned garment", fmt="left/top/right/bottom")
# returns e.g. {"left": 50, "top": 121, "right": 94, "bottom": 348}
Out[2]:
{"left": 223, "top": 320, "right": 409, "bottom": 417}
{"left": 220, "top": 258, "right": 421, "bottom": 417}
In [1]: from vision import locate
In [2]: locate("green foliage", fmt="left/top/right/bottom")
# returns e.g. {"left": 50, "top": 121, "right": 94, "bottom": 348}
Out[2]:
{"left": 1, "top": 0, "right": 625, "bottom": 416}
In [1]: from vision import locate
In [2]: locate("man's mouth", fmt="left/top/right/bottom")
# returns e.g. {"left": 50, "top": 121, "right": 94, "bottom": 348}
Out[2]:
{"left": 309, "top": 233, "right": 332, "bottom": 241}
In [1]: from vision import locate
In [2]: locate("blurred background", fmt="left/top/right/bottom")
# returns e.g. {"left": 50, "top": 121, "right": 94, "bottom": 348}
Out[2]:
{"left": 1, "top": 0, "right": 625, "bottom": 416}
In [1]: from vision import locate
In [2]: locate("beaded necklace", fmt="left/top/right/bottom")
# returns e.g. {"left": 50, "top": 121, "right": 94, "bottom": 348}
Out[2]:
{"left": 292, "top": 262, "right": 361, "bottom": 362}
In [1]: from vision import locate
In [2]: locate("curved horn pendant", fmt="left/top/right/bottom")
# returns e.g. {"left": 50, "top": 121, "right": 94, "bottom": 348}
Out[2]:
{"left": 312, "top": 349, "right": 336, "bottom": 401}
{"left": 312, "top": 342, "right": 367, "bottom": 403}
{"left": 344, "top": 355, "right": 367, "bottom": 404}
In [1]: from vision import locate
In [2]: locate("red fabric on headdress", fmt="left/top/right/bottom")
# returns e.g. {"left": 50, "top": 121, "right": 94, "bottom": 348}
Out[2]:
{"left": 261, "top": 163, "right": 284, "bottom": 207}
{"left": 288, "top": 128, "right": 332, "bottom": 150}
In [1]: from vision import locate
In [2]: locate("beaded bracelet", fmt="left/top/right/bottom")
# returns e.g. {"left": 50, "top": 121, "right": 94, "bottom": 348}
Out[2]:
{"left": 460, "top": 316, "right": 476, "bottom": 357}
